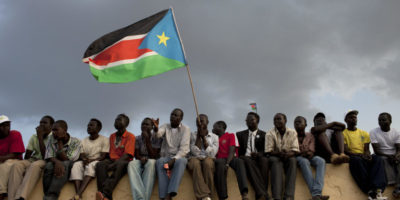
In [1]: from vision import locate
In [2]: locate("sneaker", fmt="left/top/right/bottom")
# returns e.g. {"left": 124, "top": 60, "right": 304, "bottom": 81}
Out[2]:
{"left": 376, "top": 189, "right": 388, "bottom": 200}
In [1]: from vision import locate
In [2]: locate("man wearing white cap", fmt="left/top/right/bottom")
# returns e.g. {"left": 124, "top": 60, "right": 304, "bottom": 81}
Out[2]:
{"left": 0, "top": 115, "right": 25, "bottom": 200}
{"left": 343, "top": 110, "right": 387, "bottom": 200}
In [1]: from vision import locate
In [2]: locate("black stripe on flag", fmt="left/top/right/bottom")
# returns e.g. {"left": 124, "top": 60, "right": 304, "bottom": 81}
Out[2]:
{"left": 83, "top": 9, "right": 168, "bottom": 58}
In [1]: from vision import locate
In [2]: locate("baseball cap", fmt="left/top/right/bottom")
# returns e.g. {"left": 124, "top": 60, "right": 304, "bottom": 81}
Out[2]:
{"left": 313, "top": 112, "right": 326, "bottom": 121}
{"left": 344, "top": 110, "right": 358, "bottom": 120}
{"left": 0, "top": 115, "right": 10, "bottom": 124}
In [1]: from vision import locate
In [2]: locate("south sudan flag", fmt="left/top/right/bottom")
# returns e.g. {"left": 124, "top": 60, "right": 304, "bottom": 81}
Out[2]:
{"left": 83, "top": 9, "right": 187, "bottom": 83}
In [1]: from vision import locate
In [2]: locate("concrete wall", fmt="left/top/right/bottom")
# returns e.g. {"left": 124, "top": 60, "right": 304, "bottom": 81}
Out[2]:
{"left": 27, "top": 164, "right": 394, "bottom": 200}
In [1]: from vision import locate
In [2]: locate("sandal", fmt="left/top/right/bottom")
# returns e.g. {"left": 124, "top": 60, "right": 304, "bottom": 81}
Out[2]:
{"left": 330, "top": 153, "right": 341, "bottom": 164}
{"left": 393, "top": 187, "right": 400, "bottom": 198}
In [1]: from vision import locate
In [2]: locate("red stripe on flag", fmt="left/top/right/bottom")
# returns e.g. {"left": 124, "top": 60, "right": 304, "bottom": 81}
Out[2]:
{"left": 90, "top": 37, "right": 153, "bottom": 66}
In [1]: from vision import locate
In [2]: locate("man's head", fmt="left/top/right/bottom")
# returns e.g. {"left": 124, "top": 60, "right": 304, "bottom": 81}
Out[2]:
{"left": 273, "top": 113, "right": 287, "bottom": 129}
{"left": 313, "top": 112, "right": 326, "bottom": 126}
{"left": 114, "top": 114, "right": 129, "bottom": 130}
{"left": 170, "top": 108, "right": 184, "bottom": 128}
{"left": 294, "top": 116, "right": 307, "bottom": 132}
{"left": 141, "top": 118, "right": 153, "bottom": 133}
{"left": 40, "top": 115, "right": 55, "bottom": 134}
{"left": 378, "top": 112, "right": 392, "bottom": 131}
{"left": 196, "top": 114, "right": 209, "bottom": 128}
{"left": 87, "top": 118, "right": 102, "bottom": 135}
{"left": 0, "top": 115, "right": 11, "bottom": 137}
{"left": 212, "top": 121, "right": 227, "bottom": 136}
{"left": 52, "top": 120, "right": 68, "bottom": 140}
{"left": 246, "top": 112, "right": 260, "bottom": 131}
{"left": 344, "top": 110, "right": 358, "bottom": 128}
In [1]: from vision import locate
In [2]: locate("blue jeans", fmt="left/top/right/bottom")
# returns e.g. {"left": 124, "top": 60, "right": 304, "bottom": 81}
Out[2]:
{"left": 127, "top": 159, "right": 156, "bottom": 200}
{"left": 156, "top": 157, "right": 187, "bottom": 198}
{"left": 296, "top": 156, "right": 326, "bottom": 197}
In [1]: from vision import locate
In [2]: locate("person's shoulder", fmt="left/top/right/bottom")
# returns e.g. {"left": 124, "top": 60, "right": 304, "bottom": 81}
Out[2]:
{"left": 126, "top": 131, "right": 136, "bottom": 138}
{"left": 287, "top": 127, "right": 297, "bottom": 134}
{"left": 369, "top": 127, "right": 380, "bottom": 135}
{"left": 98, "top": 134, "right": 109, "bottom": 140}
{"left": 10, "top": 130, "right": 22, "bottom": 137}
{"left": 258, "top": 129, "right": 267, "bottom": 134}
{"left": 70, "top": 136, "right": 81, "bottom": 144}
{"left": 236, "top": 130, "right": 247, "bottom": 135}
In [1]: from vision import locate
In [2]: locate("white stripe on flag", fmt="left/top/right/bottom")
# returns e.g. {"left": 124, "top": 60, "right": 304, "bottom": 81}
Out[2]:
{"left": 88, "top": 51, "right": 158, "bottom": 70}
{"left": 83, "top": 34, "right": 147, "bottom": 63}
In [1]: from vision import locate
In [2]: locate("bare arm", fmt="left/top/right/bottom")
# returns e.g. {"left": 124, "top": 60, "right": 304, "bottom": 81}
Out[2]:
{"left": 226, "top": 146, "right": 236, "bottom": 165}
{"left": 24, "top": 150, "right": 33, "bottom": 160}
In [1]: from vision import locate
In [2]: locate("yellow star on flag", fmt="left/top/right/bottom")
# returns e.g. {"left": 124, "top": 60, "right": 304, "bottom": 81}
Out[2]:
{"left": 157, "top": 32, "right": 170, "bottom": 47}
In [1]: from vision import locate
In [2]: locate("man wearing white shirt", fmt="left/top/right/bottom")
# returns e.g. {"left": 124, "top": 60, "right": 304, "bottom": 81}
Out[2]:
{"left": 236, "top": 112, "right": 269, "bottom": 200}
{"left": 370, "top": 112, "right": 400, "bottom": 198}
{"left": 188, "top": 114, "right": 219, "bottom": 200}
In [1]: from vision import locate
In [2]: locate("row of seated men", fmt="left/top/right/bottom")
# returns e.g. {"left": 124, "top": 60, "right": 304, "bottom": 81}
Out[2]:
{"left": 0, "top": 109, "right": 398, "bottom": 200}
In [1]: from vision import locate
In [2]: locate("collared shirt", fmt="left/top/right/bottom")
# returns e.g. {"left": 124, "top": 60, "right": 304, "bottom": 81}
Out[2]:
{"left": 298, "top": 132, "right": 315, "bottom": 153}
{"left": 44, "top": 134, "right": 81, "bottom": 161}
{"left": 190, "top": 131, "right": 219, "bottom": 159}
{"left": 109, "top": 131, "right": 135, "bottom": 161}
{"left": 343, "top": 128, "right": 370, "bottom": 154}
{"left": 216, "top": 132, "right": 237, "bottom": 159}
{"left": 135, "top": 133, "right": 163, "bottom": 159}
{"left": 26, "top": 132, "right": 52, "bottom": 161}
{"left": 245, "top": 129, "right": 258, "bottom": 156}
{"left": 156, "top": 123, "right": 191, "bottom": 159}
{"left": 265, "top": 127, "right": 299, "bottom": 153}
{"left": 0, "top": 130, "right": 25, "bottom": 160}
{"left": 370, "top": 127, "right": 400, "bottom": 155}
{"left": 81, "top": 135, "right": 109, "bottom": 160}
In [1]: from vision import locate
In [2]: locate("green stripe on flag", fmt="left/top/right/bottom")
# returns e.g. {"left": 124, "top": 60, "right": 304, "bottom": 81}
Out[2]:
{"left": 90, "top": 55, "right": 186, "bottom": 83}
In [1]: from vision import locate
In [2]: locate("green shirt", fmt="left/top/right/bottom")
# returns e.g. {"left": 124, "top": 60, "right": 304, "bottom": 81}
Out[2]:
{"left": 26, "top": 132, "right": 52, "bottom": 162}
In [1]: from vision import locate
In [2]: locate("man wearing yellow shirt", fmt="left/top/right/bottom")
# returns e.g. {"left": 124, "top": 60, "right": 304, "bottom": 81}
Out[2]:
{"left": 343, "top": 110, "right": 387, "bottom": 200}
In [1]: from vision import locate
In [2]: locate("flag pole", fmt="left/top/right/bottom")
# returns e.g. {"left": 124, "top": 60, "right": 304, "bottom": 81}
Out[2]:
{"left": 170, "top": 6, "right": 200, "bottom": 120}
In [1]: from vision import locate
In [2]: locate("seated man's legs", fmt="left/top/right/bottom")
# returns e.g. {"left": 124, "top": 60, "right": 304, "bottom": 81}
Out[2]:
{"left": 370, "top": 155, "right": 386, "bottom": 192}
{"left": 349, "top": 155, "right": 369, "bottom": 193}
{"left": 128, "top": 160, "right": 146, "bottom": 200}
{"left": 16, "top": 160, "right": 46, "bottom": 199}
{"left": 43, "top": 160, "right": 73, "bottom": 200}
{"left": 7, "top": 160, "right": 31, "bottom": 199}
{"left": 229, "top": 157, "right": 249, "bottom": 198}
{"left": 167, "top": 158, "right": 187, "bottom": 197}
{"left": 283, "top": 157, "right": 297, "bottom": 200}
{"left": 241, "top": 156, "right": 266, "bottom": 199}
{"left": 95, "top": 159, "right": 113, "bottom": 193}
{"left": 0, "top": 159, "right": 21, "bottom": 197}
{"left": 187, "top": 157, "right": 211, "bottom": 199}
{"left": 156, "top": 157, "right": 171, "bottom": 199}
{"left": 102, "top": 160, "right": 129, "bottom": 199}
{"left": 142, "top": 159, "right": 157, "bottom": 200}
{"left": 214, "top": 158, "right": 228, "bottom": 199}
{"left": 269, "top": 156, "right": 283, "bottom": 200}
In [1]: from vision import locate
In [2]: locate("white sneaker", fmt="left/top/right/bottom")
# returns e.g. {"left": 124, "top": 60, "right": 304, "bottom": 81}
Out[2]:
{"left": 376, "top": 189, "right": 387, "bottom": 200}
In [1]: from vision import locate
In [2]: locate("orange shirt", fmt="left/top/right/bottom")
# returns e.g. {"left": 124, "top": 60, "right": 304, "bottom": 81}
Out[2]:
{"left": 109, "top": 131, "right": 135, "bottom": 161}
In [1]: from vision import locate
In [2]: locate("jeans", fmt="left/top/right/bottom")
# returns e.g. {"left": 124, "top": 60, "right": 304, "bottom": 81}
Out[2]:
{"left": 43, "top": 161, "right": 73, "bottom": 200}
{"left": 296, "top": 156, "right": 326, "bottom": 197}
{"left": 349, "top": 154, "right": 387, "bottom": 193}
{"left": 127, "top": 159, "right": 157, "bottom": 200}
{"left": 156, "top": 157, "right": 187, "bottom": 198}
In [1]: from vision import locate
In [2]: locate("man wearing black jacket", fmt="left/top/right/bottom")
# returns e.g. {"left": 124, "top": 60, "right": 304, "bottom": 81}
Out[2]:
{"left": 237, "top": 112, "right": 269, "bottom": 200}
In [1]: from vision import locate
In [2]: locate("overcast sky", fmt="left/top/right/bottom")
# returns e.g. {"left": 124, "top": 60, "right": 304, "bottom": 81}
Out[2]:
{"left": 1, "top": 0, "right": 400, "bottom": 144}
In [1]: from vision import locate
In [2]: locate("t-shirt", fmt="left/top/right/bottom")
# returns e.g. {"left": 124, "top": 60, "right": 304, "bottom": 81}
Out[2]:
{"left": 216, "top": 132, "right": 237, "bottom": 159}
{"left": 370, "top": 127, "right": 400, "bottom": 155}
{"left": 0, "top": 130, "right": 25, "bottom": 160}
{"left": 81, "top": 135, "right": 109, "bottom": 160}
{"left": 26, "top": 132, "right": 52, "bottom": 161}
{"left": 343, "top": 128, "right": 370, "bottom": 154}
{"left": 44, "top": 134, "right": 81, "bottom": 161}
{"left": 135, "top": 134, "right": 162, "bottom": 159}
{"left": 109, "top": 131, "right": 135, "bottom": 161}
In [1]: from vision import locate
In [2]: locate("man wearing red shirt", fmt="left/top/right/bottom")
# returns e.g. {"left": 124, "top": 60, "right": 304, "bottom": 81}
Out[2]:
{"left": 213, "top": 121, "right": 249, "bottom": 200}
{"left": 0, "top": 115, "right": 25, "bottom": 200}
{"left": 96, "top": 114, "right": 135, "bottom": 200}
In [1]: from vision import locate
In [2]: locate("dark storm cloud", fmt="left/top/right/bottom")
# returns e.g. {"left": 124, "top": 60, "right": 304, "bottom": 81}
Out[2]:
{"left": 1, "top": 0, "right": 400, "bottom": 139}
